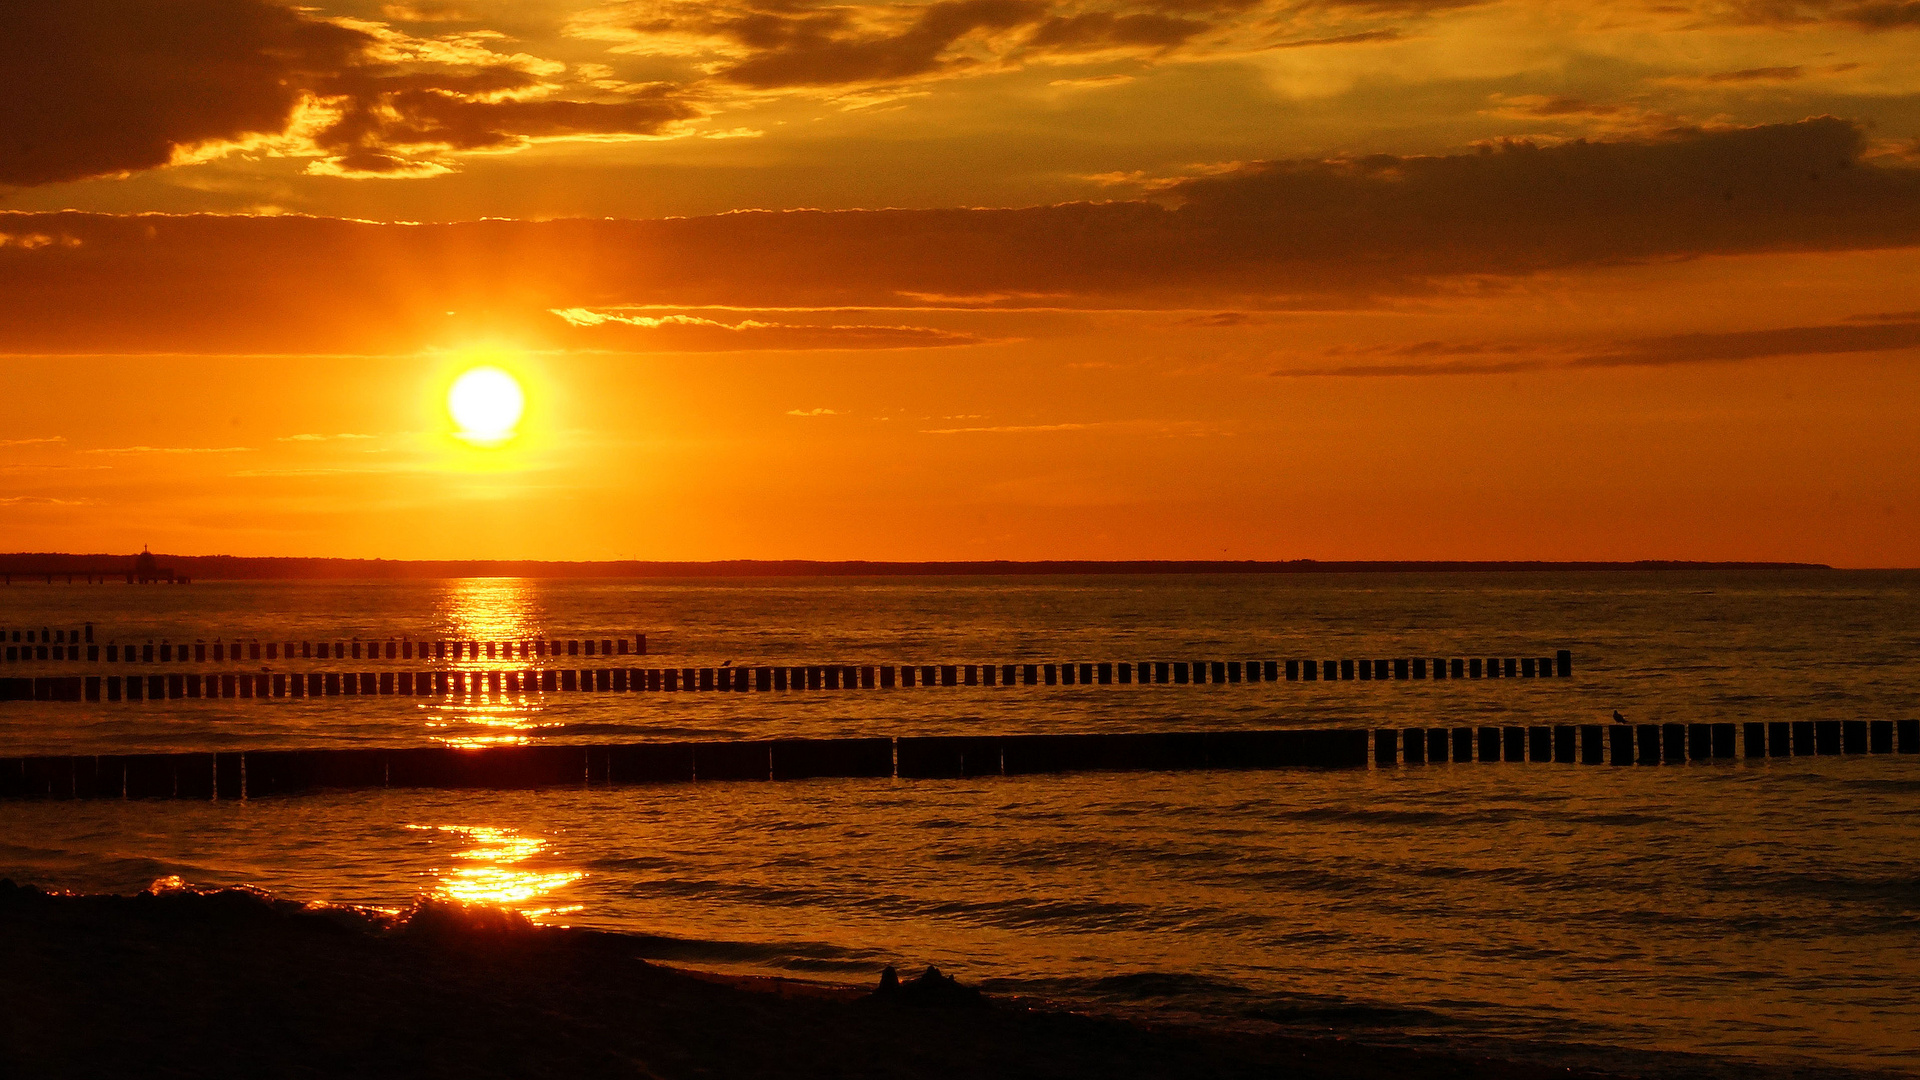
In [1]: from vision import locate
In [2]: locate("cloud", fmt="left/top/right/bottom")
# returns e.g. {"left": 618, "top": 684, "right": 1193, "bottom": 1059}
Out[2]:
{"left": 0, "top": 0, "right": 698, "bottom": 186}
{"left": 566, "top": 0, "right": 1335, "bottom": 93}
{"left": 1027, "top": 11, "right": 1212, "bottom": 52}
{"left": 0, "top": 232, "right": 82, "bottom": 249}
{"left": 921, "top": 419, "right": 1225, "bottom": 434}
{"left": 1049, "top": 73, "right": 1136, "bottom": 88}
{"left": 1270, "top": 318, "right": 1920, "bottom": 376}
{"left": 922, "top": 422, "right": 1099, "bottom": 433}
{"left": 1662, "top": 62, "right": 1860, "bottom": 85}
{"left": 1, "top": 119, "right": 1915, "bottom": 353}
{"left": 1575, "top": 318, "right": 1920, "bottom": 367}
{"left": 1714, "top": 0, "right": 1920, "bottom": 29}
{"left": 575, "top": 0, "right": 1052, "bottom": 91}
{"left": 1265, "top": 28, "right": 1403, "bottom": 48}
{"left": 82, "top": 446, "right": 254, "bottom": 455}
{"left": 550, "top": 308, "right": 984, "bottom": 350}
{"left": 277, "top": 433, "right": 379, "bottom": 442}
{"left": 786, "top": 408, "right": 846, "bottom": 415}
{"left": 0, "top": 437, "right": 67, "bottom": 447}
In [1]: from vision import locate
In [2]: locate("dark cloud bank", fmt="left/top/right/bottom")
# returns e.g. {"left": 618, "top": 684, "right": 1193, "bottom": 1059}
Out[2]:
{"left": 0, "top": 0, "right": 696, "bottom": 182}
{"left": 0, "top": 118, "right": 1916, "bottom": 353}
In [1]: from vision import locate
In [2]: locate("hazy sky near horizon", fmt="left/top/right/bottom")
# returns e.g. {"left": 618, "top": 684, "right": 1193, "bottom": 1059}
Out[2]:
{"left": 2, "top": 0, "right": 1919, "bottom": 563}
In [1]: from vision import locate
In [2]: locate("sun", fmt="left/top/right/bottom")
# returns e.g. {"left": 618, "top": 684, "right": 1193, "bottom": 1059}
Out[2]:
{"left": 448, "top": 366, "right": 524, "bottom": 445}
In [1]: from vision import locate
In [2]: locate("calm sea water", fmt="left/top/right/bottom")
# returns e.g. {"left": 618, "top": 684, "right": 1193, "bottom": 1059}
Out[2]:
{"left": 2, "top": 572, "right": 1917, "bottom": 1076}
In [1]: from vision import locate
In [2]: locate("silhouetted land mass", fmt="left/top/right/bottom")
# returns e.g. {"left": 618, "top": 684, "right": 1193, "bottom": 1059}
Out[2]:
{"left": 0, "top": 881, "right": 1626, "bottom": 1080}
{"left": 0, "top": 553, "right": 1831, "bottom": 580}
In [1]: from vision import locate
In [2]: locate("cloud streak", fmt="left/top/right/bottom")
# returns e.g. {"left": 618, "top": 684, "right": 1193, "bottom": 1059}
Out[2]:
{"left": 1272, "top": 318, "right": 1920, "bottom": 376}
{"left": 0, "top": 119, "right": 1914, "bottom": 353}
{"left": 550, "top": 308, "right": 984, "bottom": 350}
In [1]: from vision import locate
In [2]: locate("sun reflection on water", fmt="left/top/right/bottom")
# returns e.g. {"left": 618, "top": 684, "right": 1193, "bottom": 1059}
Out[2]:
{"left": 410, "top": 824, "right": 584, "bottom": 921}
{"left": 442, "top": 577, "right": 540, "bottom": 644}
{"left": 429, "top": 578, "right": 547, "bottom": 747}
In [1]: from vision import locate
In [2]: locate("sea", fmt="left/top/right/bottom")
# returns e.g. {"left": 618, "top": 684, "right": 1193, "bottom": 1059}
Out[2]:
{"left": 2, "top": 571, "right": 1916, "bottom": 1077}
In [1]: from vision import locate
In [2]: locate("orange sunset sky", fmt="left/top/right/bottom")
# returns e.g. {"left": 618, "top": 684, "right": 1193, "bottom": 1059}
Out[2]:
{"left": 2, "top": 0, "right": 1918, "bottom": 564}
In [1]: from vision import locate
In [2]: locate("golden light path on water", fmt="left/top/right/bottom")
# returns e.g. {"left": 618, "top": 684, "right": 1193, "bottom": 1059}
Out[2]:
{"left": 427, "top": 578, "right": 549, "bottom": 749}
{"left": 409, "top": 824, "right": 585, "bottom": 921}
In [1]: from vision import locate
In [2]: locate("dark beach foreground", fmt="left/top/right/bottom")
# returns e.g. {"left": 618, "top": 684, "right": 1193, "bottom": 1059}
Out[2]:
{"left": 0, "top": 881, "right": 1624, "bottom": 1080}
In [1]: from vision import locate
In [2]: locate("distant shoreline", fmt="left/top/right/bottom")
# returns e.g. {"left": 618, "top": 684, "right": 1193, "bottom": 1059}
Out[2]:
{"left": 0, "top": 555, "right": 1835, "bottom": 580}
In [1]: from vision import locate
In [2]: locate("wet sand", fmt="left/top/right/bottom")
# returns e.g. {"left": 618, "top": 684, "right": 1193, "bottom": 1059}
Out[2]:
{"left": 0, "top": 880, "right": 1620, "bottom": 1080}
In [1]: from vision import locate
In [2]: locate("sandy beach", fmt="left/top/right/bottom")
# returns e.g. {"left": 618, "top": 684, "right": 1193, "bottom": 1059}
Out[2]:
{"left": 0, "top": 879, "right": 1630, "bottom": 1080}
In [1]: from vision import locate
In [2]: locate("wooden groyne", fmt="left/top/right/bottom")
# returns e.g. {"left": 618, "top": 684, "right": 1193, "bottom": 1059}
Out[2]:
{"left": 0, "top": 730, "right": 1370, "bottom": 798}
{"left": 3, "top": 632, "right": 646, "bottom": 664}
{"left": 1377, "top": 720, "right": 1917, "bottom": 763}
{"left": 3, "top": 719, "right": 1912, "bottom": 800}
{"left": 0, "top": 652, "right": 1575, "bottom": 702}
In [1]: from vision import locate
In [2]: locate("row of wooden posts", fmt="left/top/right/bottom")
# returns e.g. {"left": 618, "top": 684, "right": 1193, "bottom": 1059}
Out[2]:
{"left": 4, "top": 719, "right": 1914, "bottom": 800}
{"left": 1376, "top": 719, "right": 1919, "bottom": 763}
{"left": 2, "top": 634, "right": 647, "bottom": 664}
{"left": 0, "top": 653, "right": 1576, "bottom": 703}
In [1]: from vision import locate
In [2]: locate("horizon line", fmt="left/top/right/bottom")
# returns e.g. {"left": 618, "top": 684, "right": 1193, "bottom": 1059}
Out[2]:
{"left": 0, "top": 554, "right": 1847, "bottom": 580}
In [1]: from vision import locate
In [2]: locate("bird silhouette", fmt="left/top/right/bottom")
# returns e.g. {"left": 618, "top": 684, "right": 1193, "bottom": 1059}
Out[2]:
{"left": 1612, "top": 710, "right": 1627, "bottom": 723}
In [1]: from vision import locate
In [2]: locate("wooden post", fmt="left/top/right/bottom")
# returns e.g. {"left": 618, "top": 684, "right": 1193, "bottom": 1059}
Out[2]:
{"left": 1580, "top": 725, "right": 1603, "bottom": 764}
{"left": 1840, "top": 720, "right": 1867, "bottom": 754}
{"left": 1662, "top": 723, "right": 1686, "bottom": 763}
{"left": 1610, "top": 724, "right": 1632, "bottom": 765}
{"left": 1637, "top": 725, "right": 1661, "bottom": 765}
{"left": 1711, "top": 724, "right": 1736, "bottom": 758}
{"left": 1743, "top": 723, "right": 1766, "bottom": 758}
{"left": 1402, "top": 728, "right": 1426, "bottom": 764}
{"left": 1552, "top": 725, "right": 1575, "bottom": 763}
{"left": 1814, "top": 720, "right": 1840, "bottom": 755}
{"left": 1529, "top": 726, "right": 1552, "bottom": 762}
{"left": 1870, "top": 720, "right": 1894, "bottom": 754}
{"left": 1374, "top": 729, "right": 1396, "bottom": 766}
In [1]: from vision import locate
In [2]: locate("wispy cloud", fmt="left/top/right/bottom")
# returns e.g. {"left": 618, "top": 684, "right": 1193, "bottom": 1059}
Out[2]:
{"left": 1271, "top": 318, "right": 1920, "bottom": 377}
{"left": 552, "top": 308, "right": 982, "bottom": 350}
{"left": 277, "top": 433, "right": 379, "bottom": 442}
{"left": 923, "top": 422, "right": 1099, "bottom": 434}
{"left": 786, "top": 408, "right": 845, "bottom": 416}
{"left": 0, "top": 436, "right": 66, "bottom": 447}
{"left": 920, "top": 419, "right": 1225, "bottom": 435}
{"left": 83, "top": 446, "right": 253, "bottom": 455}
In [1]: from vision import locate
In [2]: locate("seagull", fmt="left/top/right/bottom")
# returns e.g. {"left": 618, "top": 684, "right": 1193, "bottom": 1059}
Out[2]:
{"left": 1613, "top": 710, "right": 1627, "bottom": 724}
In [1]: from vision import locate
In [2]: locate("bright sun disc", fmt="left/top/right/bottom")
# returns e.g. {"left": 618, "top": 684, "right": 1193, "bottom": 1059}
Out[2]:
{"left": 448, "top": 366, "right": 524, "bottom": 445}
